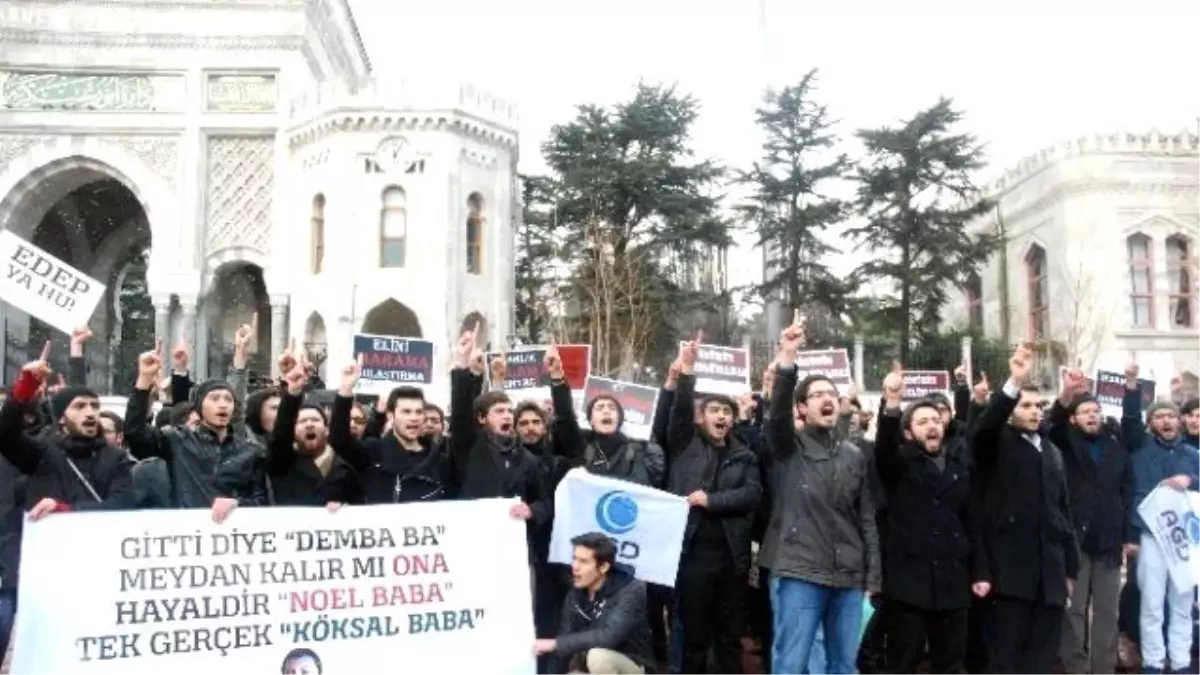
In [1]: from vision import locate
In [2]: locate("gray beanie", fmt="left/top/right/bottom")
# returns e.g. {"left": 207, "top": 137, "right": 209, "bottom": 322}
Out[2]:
{"left": 1146, "top": 400, "right": 1180, "bottom": 419}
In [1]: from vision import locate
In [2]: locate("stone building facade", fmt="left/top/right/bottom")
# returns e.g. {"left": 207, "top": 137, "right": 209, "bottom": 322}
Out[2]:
{"left": 943, "top": 130, "right": 1199, "bottom": 385}
{"left": 0, "top": 0, "right": 519, "bottom": 394}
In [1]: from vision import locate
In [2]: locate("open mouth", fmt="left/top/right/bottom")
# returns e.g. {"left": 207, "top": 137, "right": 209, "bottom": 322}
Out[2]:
{"left": 499, "top": 422, "right": 513, "bottom": 434}
{"left": 303, "top": 430, "right": 318, "bottom": 442}
{"left": 713, "top": 421, "right": 728, "bottom": 433}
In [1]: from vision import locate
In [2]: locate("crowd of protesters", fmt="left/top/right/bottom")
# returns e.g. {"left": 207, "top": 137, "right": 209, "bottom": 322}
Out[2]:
{"left": 0, "top": 314, "right": 1195, "bottom": 674}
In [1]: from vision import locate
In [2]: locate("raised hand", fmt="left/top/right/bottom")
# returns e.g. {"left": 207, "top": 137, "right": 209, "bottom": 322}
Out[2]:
{"left": 882, "top": 363, "right": 904, "bottom": 403}
{"left": 137, "top": 340, "right": 163, "bottom": 389}
{"left": 234, "top": 313, "right": 256, "bottom": 352}
{"left": 490, "top": 353, "right": 508, "bottom": 382}
{"left": 22, "top": 341, "right": 52, "bottom": 383}
{"left": 1009, "top": 344, "right": 1034, "bottom": 385}
{"left": 1124, "top": 361, "right": 1140, "bottom": 390}
{"left": 953, "top": 364, "right": 968, "bottom": 383}
{"left": 1062, "top": 368, "right": 1086, "bottom": 395}
{"left": 172, "top": 332, "right": 189, "bottom": 371}
{"left": 284, "top": 362, "right": 309, "bottom": 395}
{"left": 778, "top": 310, "right": 806, "bottom": 362}
{"left": 278, "top": 338, "right": 297, "bottom": 375}
{"left": 337, "top": 356, "right": 361, "bottom": 395}
{"left": 469, "top": 346, "right": 486, "bottom": 376}
{"left": 454, "top": 322, "right": 477, "bottom": 369}
{"left": 679, "top": 340, "right": 699, "bottom": 369}
{"left": 544, "top": 340, "right": 564, "bottom": 380}
{"left": 972, "top": 371, "right": 990, "bottom": 403}
{"left": 70, "top": 326, "right": 92, "bottom": 350}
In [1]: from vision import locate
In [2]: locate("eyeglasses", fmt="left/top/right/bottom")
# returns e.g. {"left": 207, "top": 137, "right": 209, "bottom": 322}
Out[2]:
{"left": 806, "top": 390, "right": 838, "bottom": 401}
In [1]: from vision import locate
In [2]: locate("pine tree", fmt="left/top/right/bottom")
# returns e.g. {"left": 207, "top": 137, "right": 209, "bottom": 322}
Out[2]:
{"left": 533, "top": 83, "right": 730, "bottom": 378}
{"left": 738, "top": 70, "right": 852, "bottom": 336}
{"left": 848, "top": 98, "right": 997, "bottom": 364}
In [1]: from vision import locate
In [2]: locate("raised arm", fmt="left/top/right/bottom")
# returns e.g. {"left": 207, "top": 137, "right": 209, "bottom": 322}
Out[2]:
{"left": 971, "top": 347, "right": 1032, "bottom": 471}
{"left": 544, "top": 344, "right": 585, "bottom": 461}
{"left": 0, "top": 346, "right": 54, "bottom": 474}
{"left": 765, "top": 316, "right": 807, "bottom": 459}
{"left": 266, "top": 366, "right": 305, "bottom": 477}
{"left": 668, "top": 343, "right": 699, "bottom": 455}
{"left": 125, "top": 342, "right": 170, "bottom": 461}
{"left": 448, "top": 323, "right": 484, "bottom": 487}
{"left": 67, "top": 326, "right": 91, "bottom": 386}
{"left": 652, "top": 362, "right": 681, "bottom": 448}
{"left": 328, "top": 359, "right": 372, "bottom": 473}
{"left": 873, "top": 368, "right": 906, "bottom": 486}
{"left": 1119, "top": 363, "right": 1146, "bottom": 453}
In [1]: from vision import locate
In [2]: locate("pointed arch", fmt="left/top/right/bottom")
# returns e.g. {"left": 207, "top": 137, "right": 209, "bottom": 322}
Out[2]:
{"left": 361, "top": 298, "right": 422, "bottom": 338}
{"left": 1024, "top": 244, "right": 1048, "bottom": 341}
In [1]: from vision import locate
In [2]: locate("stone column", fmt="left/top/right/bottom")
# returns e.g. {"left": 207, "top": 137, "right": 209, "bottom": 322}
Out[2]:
{"left": 152, "top": 295, "right": 172, "bottom": 354}
{"left": 961, "top": 334, "right": 974, "bottom": 380}
{"left": 178, "top": 296, "right": 199, "bottom": 377}
{"left": 270, "top": 295, "right": 289, "bottom": 377}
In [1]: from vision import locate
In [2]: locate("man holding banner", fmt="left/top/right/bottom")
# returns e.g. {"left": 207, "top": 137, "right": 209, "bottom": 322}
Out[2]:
{"left": 1128, "top": 361, "right": 1200, "bottom": 675}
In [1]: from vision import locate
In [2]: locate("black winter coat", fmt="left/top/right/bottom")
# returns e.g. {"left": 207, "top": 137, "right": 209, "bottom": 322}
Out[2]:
{"left": 0, "top": 396, "right": 133, "bottom": 513}
{"left": 328, "top": 394, "right": 450, "bottom": 504}
{"left": 875, "top": 407, "right": 984, "bottom": 611}
{"left": 125, "top": 388, "right": 267, "bottom": 509}
{"left": 666, "top": 374, "right": 762, "bottom": 575}
{"left": 1046, "top": 401, "right": 1133, "bottom": 561}
{"left": 265, "top": 392, "right": 362, "bottom": 506}
{"left": 971, "top": 388, "right": 1080, "bottom": 607}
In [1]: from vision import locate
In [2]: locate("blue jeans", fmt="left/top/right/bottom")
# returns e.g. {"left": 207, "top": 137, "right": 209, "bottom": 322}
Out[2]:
{"left": 770, "top": 574, "right": 863, "bottom": 674}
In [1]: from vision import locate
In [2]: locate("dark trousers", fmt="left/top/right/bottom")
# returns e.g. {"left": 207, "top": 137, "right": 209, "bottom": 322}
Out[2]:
{"left": 647, "top": 583, "right": 673, "bottom": 668}
{"left": 858, "top": 595, "right": 888, "bottom": 673}
{"left": 965, "top": 597, "right": 993, "bottom": 674}
{"left": 885, "top": 599, "right": 967, "bottom": 674}
{"left": 751, "top": 567, "right": 773, "bottom": 674}
{"left": 533, "top": 563, "right": 570, "bottom": 674}
{"left": 677, "top": 558, "right": 745, "bottom": 674}
{"left": 988, "top": 595, "right": 1063, "bottom": 674}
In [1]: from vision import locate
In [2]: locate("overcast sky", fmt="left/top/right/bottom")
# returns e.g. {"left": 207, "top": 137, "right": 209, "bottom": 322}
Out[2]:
{"left": 348, "top": 0, "right": 1200, "bottom": 287}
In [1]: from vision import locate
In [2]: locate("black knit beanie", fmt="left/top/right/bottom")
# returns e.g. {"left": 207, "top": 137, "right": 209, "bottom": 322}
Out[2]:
{"left": 51, "top": 385, "right": 99, "bottom": 419}
{"left": 190, "top": 378, "right": 234, "bottom": 406}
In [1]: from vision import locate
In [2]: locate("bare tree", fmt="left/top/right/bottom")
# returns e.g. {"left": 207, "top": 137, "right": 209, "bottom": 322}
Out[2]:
{"left": 1058, "top": 258, "right": 1114, "bottom": 374}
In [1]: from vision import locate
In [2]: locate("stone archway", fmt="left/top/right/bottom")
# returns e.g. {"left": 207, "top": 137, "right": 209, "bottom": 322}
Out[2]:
{"left": 0, "top": 165, "right": 154, "bottom": 391}
{"left": 361, "top": 298, "right": 422, "bottom": 338}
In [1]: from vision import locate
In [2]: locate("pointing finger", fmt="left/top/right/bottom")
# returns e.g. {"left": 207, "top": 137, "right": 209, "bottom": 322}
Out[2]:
{"left": 39, "top": 341, "right": 51, "bottom": 362}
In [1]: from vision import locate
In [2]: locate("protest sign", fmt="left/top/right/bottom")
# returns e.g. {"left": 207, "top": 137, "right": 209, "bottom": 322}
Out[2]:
{"left": 12, "top": 500, "right": 536, "bottom": 673}
{"left": 550, "top": 468, "right": 688, "bottom": 587}
{"left": 1094, "top": 369, "right": 1156, "bottom": 419}
{"left": 1137, "top": 486, "right": 1200, "bottom": 589}
{"left": 681, "top": 342, "right": 750, "bottom": 396}
{"left": 485, "top": 344, "right": 591, "bottom": 403}
{"left": 352, "top": 333, "right": 435, "bottom": 396}
{"left": 794, "top": 349, "right": 853, "bottom": 390}
{"left": 0, "top": 229, "right": 106, "bottom": 335}
{"left": 578, "top": 376, "right": 659, "bottom": 441}
{"left": 900, "top": 370, "right": 951, "bottom": 402}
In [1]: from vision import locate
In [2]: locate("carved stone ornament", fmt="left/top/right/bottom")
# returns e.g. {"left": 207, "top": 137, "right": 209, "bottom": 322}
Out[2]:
{"left": 109, "top": 136, "right": 181, "bottom": 190}
{"left": 205, "top": 136, "right": 274, "bottom": 254}
{"left": 0, "top": 70, "right": 185, "bottom": 112}
{"left": 0, "top": 134, "right": 51, "bottom": 169}
{"left": 205, "top": 74, "right": 278, "bottom": 114}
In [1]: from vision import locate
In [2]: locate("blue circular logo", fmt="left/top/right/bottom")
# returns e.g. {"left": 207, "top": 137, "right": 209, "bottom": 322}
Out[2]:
{"left": 1185, "top": 512, "right": 1200, "bottom": 546}
{"left": 595, "top": 491, "right": 639, "bottom": 536}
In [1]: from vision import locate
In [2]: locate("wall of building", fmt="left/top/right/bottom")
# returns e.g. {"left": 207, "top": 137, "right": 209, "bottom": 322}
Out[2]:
{"left": 945, "top": 130, "right": 1199, "bottom": 380}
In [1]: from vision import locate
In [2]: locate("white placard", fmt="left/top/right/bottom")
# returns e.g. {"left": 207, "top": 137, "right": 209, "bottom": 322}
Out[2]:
{"left": 0, "top": 229, "right": 106, "bottom": 334}
{"left": 12, "top": 500, "right": 536, "bottom": 674}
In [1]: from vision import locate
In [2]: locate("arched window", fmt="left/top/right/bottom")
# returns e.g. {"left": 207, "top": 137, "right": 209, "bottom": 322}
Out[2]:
{"left": 311, "top": 194, "right": 326, "bottom": 275}
{"left": 1127, "top": 233, "right": 1154, "bottom": 328}
{"left": 466, "top": 193, "right": 484, "bottom": 275}
{"left": 965, "top": 272, "right": 983, "bottom": 331}
{"left": 1167, "top": 235, "right": 1196, "bottom": 328}
{"left": 1025, "top": 245, "right": 1048, "bottom": 341}
{"left": 380, "top": 186, "right": 407, "bottom": 268}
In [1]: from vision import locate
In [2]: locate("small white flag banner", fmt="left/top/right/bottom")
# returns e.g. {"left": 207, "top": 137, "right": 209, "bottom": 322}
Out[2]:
{"left": 549, "top": 468, "right": 688, "bottom": 587}
{"left": 0, "top": 229, "right": 106, "bottom": 335}
{"left": 1137, "top": 485, "right": 1200, "bottom": 589}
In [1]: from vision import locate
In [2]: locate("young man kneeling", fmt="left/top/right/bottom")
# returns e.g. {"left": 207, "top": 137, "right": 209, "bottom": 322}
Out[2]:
{"left": 534, "top": 533, "right": 655, "bottom": 674}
